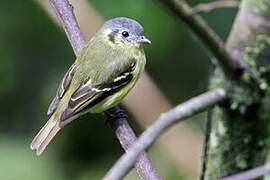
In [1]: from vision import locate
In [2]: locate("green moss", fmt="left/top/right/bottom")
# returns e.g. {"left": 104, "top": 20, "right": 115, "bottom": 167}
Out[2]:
{"left": 246, "top": 0, "right": 270, "bottom": 18}
{"left": 236, "top": 157, "right": 248, "bottom": 169}
{"left": 230, "top": 102, "right": 238, "bottom": 110}
{"left": 228, "top": 83, "right": 259, "bottom": 113}
{"left": 243, "top": 136, "right": 251, "bottom": 144}
{"left": 209, "top": 68, "right": 225, "bottom": 90}
{"left": 258, "top": 140, "right": 265, "bottom": 146}
{"left": 207, "top": 49, "right": 270, "bottom": 178}
{"left": 243, "top": 35, "right": 270, "bottom": 91}
{"left": 260, "top": 82, "right": 268, "bottom": 90}
{"left": 207, "top": 104, "right": 269, "bottom": 179}
{"left": 259, "top": 96, "right": 270, "bottom": 120}
{"left": 211, "top": 67, "right": 257, "bottom": 113}
{"left": 206, "top": 86, "right": 270, "bottom": 178}
{"left": 259, "top": 66, "right": 270, "bottom": 73}
{"left": 226, "top": 36, "right": 270, "bottom": 112}
{"left": 244, "top": 54, "right": 256, "bottom": 69}
{"left": 207, "top": 28, "right": 270, "bottom": 180}
{"left": 242, "top": 71, "right": 251, "bottom": 83}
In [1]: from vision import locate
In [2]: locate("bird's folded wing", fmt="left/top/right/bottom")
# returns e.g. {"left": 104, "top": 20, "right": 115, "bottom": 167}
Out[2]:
{"left": 59, "top": 62, "right": 136, "bottom": 126}
{"left": 47, "top": 64, "right": 78, "bottom": 115}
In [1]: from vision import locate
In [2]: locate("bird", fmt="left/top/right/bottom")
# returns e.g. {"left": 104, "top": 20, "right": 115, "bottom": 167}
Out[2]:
{"left": 30, "top": 17, "right": 151, "bottom": 155}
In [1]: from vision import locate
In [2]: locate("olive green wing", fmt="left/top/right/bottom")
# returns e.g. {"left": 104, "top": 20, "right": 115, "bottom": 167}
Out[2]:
{"left": 47, "top": 64, "right": 78, "bottom": 115}
{"left": 59, "top": 62, "right": 136, "bottom": 126}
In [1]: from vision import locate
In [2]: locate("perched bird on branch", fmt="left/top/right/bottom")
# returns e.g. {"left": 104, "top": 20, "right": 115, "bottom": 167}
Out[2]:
{"left": 30, "top": 17, "right": 151, "bottom": 155}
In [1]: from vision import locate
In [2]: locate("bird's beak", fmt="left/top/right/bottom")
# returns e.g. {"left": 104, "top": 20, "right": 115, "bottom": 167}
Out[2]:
{"left": 138, "top": 36, "right": 151, "bottom": 44}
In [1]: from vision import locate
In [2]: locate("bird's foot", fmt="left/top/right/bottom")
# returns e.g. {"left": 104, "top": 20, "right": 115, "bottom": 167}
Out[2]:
{"left": 103, "top": 107, "right": 128, "bottom": 125}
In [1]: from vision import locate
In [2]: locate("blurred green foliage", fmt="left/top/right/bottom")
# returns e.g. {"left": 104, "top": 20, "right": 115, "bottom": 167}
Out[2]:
{"left": 0, "top": 0, "right": 237, "bottom": 179}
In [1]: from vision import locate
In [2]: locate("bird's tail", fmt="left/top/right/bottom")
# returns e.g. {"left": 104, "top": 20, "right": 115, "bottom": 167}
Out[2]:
{"left": 30, "top": 114, "right": 61, "bottom": 156}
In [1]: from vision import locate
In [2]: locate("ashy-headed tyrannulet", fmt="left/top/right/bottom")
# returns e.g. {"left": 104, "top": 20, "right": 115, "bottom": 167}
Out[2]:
{"left": 30, "top": 17, "right": 151, "bottom": 155}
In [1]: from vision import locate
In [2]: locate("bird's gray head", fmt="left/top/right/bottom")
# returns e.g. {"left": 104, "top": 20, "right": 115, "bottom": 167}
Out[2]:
{"left": 104, "top": 17, "right": 151, "bottom": 46}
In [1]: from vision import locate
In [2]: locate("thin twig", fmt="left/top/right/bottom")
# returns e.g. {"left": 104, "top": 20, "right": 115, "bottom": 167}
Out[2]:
{"left": 188, "top": 0, "right": 239, "bottom": 15}
{"left": 49, "top": 0, "right": 161, "bottom": 179}
{"left": 154, "top": 0, "right": 263, "bottom": 87}
{"left": 200, "top": 109, "right": 212, "bottom": 180}
{"left": 220, "top": 164, "right": 270, "bottom": 180}
{"left": 103, "top": 88, "right": 227, "bottom": 180}
{"left": 155, "top": 0, "right": 239, "bottom": 76}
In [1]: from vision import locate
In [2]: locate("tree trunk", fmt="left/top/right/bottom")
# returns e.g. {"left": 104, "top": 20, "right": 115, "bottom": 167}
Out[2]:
{"left": 206, "top": 0, "right": 270, "bottom": 179}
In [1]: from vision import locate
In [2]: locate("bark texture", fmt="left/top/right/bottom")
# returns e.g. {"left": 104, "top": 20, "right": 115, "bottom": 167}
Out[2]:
{"left": 206, "top": 0, "right": 270, "bottom": 179}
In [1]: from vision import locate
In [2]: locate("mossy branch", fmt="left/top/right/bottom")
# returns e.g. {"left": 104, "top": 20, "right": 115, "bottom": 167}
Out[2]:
{"left": 154, "top": 0, "right": 263, "bottom": 87}
{"left": 104, "top": 88, "right": 226, "bottom": 180}
{"left": 205, "top": 0, "right": 270, "bottom": 179}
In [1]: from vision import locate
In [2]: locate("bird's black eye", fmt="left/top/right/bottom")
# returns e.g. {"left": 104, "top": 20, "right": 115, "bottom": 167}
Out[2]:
{"left": 122, "top": 31, "right": 129, "bottom": 38}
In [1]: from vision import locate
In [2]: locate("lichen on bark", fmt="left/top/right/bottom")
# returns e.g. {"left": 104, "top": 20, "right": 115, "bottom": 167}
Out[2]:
{"left": 207, "top": 68, "right": 268, "bottom": 179}
{"left": 205, "top": 0, "right": 270, "bottom": 179}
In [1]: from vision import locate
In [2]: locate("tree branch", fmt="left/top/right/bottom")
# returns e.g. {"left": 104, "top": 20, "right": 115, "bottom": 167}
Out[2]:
{"left": 49, "top": 0, "right": 86, "bottom": 56}
{"left": 188, "top": 0, "right": 239, "bottom": 15}
{"left": 155, "top": 0, "right": 239, "bottom": 76}
{"left": 220, "top": 164, "right": 270, "bottom": 180}
{"left": 154, "top": 0, "right": 263, "bottom": 86}
{"left": 205, "top": 1, "right": 270, "bottom": 178}
{"left": 103, "top": 88, "right": 226, "bottom": 180}
{"left": 49, "top": 0, "right": 161, "bottom": 179}
{"left": 200, "top": 109, "right": 212, "bottom": 180}
{"left": 105, "top": 107, "right": 161, "bottom": 180}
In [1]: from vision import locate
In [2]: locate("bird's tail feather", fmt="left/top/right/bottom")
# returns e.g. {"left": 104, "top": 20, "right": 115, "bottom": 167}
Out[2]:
{"left": 30, "top": 114, "right": 61, "bottom": 156}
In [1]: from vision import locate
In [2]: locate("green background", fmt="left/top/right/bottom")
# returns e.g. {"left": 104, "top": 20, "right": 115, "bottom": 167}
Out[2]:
{"left": 0, "top": 0, "right": 237, "bottom": 179}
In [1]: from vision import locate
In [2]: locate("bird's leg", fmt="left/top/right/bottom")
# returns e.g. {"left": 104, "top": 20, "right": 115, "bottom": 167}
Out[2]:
{"left": 103, "top": 106, "right": 128, "bottom": 125}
